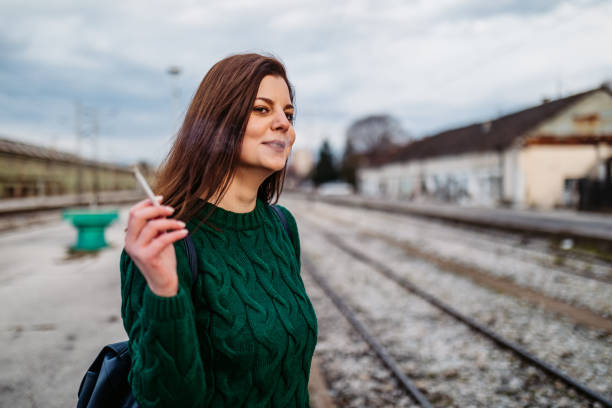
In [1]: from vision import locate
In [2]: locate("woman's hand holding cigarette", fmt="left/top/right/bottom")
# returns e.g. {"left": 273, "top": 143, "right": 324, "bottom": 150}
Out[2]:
{"left": 124, "top": 196, "right": 189, "bottom": 297}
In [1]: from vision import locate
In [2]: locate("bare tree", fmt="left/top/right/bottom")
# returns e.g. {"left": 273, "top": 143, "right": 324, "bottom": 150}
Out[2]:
{"left": 345, "top": 114, "right": 410, "bottom": 155}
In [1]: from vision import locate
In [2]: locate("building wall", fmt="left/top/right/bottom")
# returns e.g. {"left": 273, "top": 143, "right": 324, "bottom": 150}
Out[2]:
{"left": 503, "top": 146, "right": 524, "bottom": 206}
{"left": 518, "top": 90, "right": 612, "bottom": 208}
{"left": 519, "top": 144, "right": 612, "bottom": 208}
{"left": 361, "top": 142, "right": 612, "bottom": 209}
{"left": 360, "top": 151, "right": 509, "bottom": 206}
{"left": 289, "top": 149, "right": 314, "bottom": 178}
{"left": 531, "top": 90, "right": 612, "bottom": 137}
{"left": 0, "top": 153, "right": 137, "bottom": 199}
{"left": 359, "top": 90, "right": 612, "bottom": 209}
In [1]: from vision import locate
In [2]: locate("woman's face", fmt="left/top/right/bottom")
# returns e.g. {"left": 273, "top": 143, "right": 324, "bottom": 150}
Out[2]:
{"left": 239, "top": 75, "right": 295, "bottom": 174}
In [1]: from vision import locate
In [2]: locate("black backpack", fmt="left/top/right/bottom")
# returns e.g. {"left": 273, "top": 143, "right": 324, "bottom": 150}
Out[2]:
{"left": 76, "top": 205, "right": 292, "bottom": 408}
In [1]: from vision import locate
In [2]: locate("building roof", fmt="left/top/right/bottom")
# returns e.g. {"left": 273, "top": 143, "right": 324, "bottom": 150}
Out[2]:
{"left": 371, "top": 84, "right": 611, "bottom": 167}
{"left": 0, "top": 136, "right": 131, "bottom": 172}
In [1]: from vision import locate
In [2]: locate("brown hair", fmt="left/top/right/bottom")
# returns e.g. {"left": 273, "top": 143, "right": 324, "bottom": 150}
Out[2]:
{"left": 155, "top": 53, "right": 294, "bottom": 223}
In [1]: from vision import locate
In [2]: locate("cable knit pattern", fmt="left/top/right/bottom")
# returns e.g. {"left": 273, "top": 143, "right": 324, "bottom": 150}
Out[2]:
{"left": 120, "top": 199, "right": 317, "bottom": 407}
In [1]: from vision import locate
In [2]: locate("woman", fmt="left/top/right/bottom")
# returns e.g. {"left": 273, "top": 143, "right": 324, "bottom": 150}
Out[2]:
{"left": 121, "top": 53, "right": 318, "bottom": 407}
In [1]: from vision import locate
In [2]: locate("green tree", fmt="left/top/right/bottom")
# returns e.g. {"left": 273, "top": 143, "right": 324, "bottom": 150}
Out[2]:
{"left": 311, "top": 139, "right": 338, "bottom": 187}
{"left": 340, "top": 138, "right": 358, "bottom": 192}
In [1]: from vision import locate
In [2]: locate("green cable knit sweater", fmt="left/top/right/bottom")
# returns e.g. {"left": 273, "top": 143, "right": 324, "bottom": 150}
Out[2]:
{"left": 120, "top": 199, "right": 318, "bottom": 407}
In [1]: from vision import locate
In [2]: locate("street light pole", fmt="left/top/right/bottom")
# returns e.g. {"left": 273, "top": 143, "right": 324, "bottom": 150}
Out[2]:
{"left": 74, "top": 101, "right": 84, "bottom": 200}
{"left": 167, "top": 66, "right": 182, "bottom": 124}
{"left": 92, "top": 108, "right": 100, "bottom": 207}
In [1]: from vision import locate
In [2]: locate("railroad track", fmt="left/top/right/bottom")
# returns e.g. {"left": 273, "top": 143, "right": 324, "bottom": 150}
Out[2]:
{"left": 303, "top": 195, "right": 612, "bottom": 283}
{"left": 309, "top": 194, "right": 612, "bottom": 249}
{"left": 303, "top": 255, "right": 433, "bottom": 408}
{"left": 392, "top": 215, "right": 612, "bottom": 285}
{"left": 0, "top": 191, "right": 143, "bottom": 216}
{"left": 292, "top": 198, "right": 612, "bottom": 322}
{"left": 300, "top": 220, "right": 612, "bottom": 407}
{"left": 402, "top": 220, "right": 612, "bottom": 285}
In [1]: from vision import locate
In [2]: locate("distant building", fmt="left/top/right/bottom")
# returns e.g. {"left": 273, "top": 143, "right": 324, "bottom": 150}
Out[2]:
{"left": 359, "top": 84, "right": 612, "bottom": 209}
{"left": 285, "top": 148, "right": 315, "bottom": 188}
{"left": 0, "top": 136, "right": 139, "bottom": 199}
{"left": 289, "top": 148, "right": 314, "bottom": 178}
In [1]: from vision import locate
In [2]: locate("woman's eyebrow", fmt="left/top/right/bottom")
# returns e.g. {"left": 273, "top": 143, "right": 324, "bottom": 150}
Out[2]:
{"left": 255, "top": 97, "right": 294, "bottom": 110}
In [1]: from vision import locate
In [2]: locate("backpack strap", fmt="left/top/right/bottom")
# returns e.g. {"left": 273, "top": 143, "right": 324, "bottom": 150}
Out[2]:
{"left": 270, "top": 204, "right": 295, "bottom": 249}
{"left": 182, "top": 234, "right": 199, "bottom": 287}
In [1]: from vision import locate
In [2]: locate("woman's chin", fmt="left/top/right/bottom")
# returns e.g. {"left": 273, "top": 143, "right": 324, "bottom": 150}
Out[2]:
{"left": 264, "top": 164, "right": 286, "bottom": 173}
{"left": 262, "top": 158, "right": 288, "bottom": 172}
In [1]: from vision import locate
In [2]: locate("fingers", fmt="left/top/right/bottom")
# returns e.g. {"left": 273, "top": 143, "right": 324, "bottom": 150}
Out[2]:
{"left": 138, "top": 218, "right": 186, "bottom": 246}
{"left": 148, "top": 228, "right": 189, "bottom": 255}
{"left": 125, "top": 195, "right": 163, "bottom": 240}
{"left": 132, "top": 195, "right": 163, "bottom": 211}
{"left": 126, "top": 204, "right": 175, "bottom": 244}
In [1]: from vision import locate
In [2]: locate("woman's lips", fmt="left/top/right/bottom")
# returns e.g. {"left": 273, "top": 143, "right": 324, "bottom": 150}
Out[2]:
{"left": 262, "top": 141, "right": 286, "bottom": 152}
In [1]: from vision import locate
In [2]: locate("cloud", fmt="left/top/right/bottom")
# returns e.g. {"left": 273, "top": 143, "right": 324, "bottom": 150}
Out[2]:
{"left": 0, "top": 0, "right": 611, "bottom": 164}
{"left": 441, "top": 0, "right": 605, "bottom": 20}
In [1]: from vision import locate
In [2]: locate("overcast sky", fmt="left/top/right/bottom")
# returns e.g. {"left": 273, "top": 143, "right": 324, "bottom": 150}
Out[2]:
{"left": 1, "top": 0, "right": 611, "bottom": 164}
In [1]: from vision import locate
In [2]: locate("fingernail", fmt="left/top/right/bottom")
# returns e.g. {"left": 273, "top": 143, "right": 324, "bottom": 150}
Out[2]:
{"left": 165, "top": 206, "right": 174, "bottom": 212}
{"left": 177, "top": 221, "right": 186, "bottom": 227}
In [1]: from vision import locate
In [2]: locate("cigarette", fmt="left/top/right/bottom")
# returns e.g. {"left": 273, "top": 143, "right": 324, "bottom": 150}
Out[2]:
{"left": 132, "top": 166, "right": 160, "bottom": 206}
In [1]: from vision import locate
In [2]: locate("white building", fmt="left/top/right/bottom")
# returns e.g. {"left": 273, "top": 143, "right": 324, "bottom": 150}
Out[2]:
{"left": 359, "top": 85, "right": 612, "bottom": 209}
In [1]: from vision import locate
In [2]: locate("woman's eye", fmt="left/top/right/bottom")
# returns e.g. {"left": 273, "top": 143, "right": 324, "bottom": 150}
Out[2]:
{"left": 285, "top": 112, "right": 294, "bottom": 122}
{"left": 253, "top": 106, "right": 268, "bottom": 113}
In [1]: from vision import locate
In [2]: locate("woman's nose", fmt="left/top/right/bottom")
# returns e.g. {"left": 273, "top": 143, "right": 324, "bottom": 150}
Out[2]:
{"left": 272, "top": 109, "right": 290, "bottom": 131}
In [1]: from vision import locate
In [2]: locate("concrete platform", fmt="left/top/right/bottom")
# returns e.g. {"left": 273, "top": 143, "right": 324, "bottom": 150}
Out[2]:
{"left": 0, "top": 208, "right": 128, "bottom": 408}
{"left": 308, "top": 193, "right": 612, "bottom": 243}
{"left": 0, "top": 204, "right": 334, "bottom": 407}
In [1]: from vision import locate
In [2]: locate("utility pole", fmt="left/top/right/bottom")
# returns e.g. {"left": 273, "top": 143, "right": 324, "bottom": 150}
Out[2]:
{"left": 74, "top": 101, "right": 84, "bottom": 201}
{"left": 92, "top": 108, "right": 100, "bottom": 207}
{"left": 167, "top": 65, "right": 182, "bottom": 124}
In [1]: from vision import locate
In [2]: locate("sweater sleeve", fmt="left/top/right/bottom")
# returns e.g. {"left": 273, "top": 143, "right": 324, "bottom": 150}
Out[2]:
{"left": 120, "top": 241, "right": 206, "bottom": 408}
{"left": 276, "top": 205, "right": 301, "bottom": 264}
